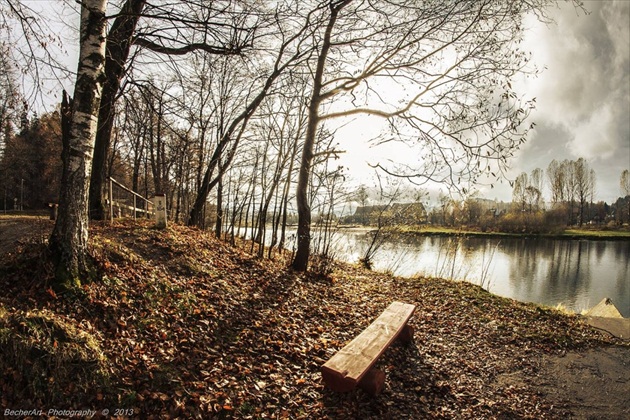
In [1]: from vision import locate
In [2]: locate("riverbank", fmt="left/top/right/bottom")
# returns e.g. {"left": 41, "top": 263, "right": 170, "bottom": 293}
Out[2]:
{"left": 381, "top": 225, "right": 630, "bottom": 241}
{"left": 0, "top": 218, "right": 628, "bottom": 418}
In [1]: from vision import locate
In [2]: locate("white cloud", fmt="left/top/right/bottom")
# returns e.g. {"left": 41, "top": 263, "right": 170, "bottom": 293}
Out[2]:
{"left": 511, "top": 0, "right": 630, "bottom": 203}
{"left": 570, "top": 104, "right": 616, "bottom": 160}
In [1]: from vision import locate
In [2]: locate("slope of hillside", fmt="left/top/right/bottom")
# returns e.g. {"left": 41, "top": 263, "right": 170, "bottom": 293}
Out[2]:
{"left": 0, "top": 218, "right": 626, "bottom": 418}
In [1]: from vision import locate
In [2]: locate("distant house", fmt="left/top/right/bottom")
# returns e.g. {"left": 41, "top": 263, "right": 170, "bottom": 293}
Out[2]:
{"left": 353, "top": 204, "right": 388, "bottom": 224}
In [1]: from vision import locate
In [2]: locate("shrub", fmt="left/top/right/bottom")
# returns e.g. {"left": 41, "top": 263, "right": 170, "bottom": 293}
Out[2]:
{"left": 495, "top": 211, "right": 550, "bottom": 234}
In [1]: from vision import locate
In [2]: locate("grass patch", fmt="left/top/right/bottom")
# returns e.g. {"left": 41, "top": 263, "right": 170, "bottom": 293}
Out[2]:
{"left": 561, "top": 229, "right": 630, "bottom": 239}
{"left": 0, "top": 307, "right": 109, "bottom": 404}
{"left": 389, "top": 225, "right": 630, "bottom": 240}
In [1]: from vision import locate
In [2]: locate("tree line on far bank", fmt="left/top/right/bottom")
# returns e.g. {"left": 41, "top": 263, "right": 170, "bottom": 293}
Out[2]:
{"left": 341, "top": 161, "right": 630, "bottom": 234}
{"left": 425, "top": 162, "right": 629, "bottom": 233}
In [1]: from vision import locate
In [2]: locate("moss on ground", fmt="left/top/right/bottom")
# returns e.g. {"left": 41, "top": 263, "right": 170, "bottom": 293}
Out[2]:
{"left": 0, "top": 307, "right": 109, "bottom": 404}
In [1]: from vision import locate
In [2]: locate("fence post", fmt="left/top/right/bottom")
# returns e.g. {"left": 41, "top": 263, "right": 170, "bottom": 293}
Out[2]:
{"left": 109, "top": 178, "right": 113, "bottom": 224}
{"left": 49, "top": 203, "right": 58, "bottom": 220}
{"left": 133, "top": 194, "right": 137, "bottom": 220}
{"left": 153, "top": 194, "right": 167, "bottom": 229}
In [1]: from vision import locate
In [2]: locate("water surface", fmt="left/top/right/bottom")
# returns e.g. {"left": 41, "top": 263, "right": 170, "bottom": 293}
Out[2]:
{"left": 307, "top": 229, "right": 630, "bottom": 317}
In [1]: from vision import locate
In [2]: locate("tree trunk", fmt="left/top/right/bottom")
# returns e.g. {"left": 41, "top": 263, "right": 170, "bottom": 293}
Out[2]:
{"left": 49, "top": 0, "right": 108, "bottom": 290}
{"left": 292, "top": 1, "right": 349, "bottom": 271}
{"left": 215, "top": 175, "right": 223, "bottom": 238}
{"left": 292, "top": 113, "right": 318, "bottom": 271}
{"left": 89, "top": 0, "right": 146, "bottom": 220}
{"left": 279, "top": 135, "right": 300, "bottom": 252}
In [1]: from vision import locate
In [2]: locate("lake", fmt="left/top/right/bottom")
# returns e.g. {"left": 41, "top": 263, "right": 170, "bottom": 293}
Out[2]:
{"left": 281, "top": 228, "right": 629, "bottom": 317}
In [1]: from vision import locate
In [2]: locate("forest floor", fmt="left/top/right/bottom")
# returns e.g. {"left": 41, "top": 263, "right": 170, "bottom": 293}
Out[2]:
{"left": 0, "top": 216, "right": 628, "bottom": 419}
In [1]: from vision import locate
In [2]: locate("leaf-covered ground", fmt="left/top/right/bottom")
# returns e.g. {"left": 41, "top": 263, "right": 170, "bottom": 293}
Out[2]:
{"left": 0, "top": 219, "right": 626, "bottom": 419}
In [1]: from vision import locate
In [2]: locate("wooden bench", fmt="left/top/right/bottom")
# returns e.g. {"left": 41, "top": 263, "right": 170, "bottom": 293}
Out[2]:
{"left": 321, "top": 301, "right": 416, "bottom": 395}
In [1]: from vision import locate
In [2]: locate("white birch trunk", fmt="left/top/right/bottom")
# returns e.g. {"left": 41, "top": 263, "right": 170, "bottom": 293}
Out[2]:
{"left": 50, "top": 0, "right": 108, "bottom": 288}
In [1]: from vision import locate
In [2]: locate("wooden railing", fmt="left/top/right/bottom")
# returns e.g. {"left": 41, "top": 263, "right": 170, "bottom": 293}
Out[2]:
{"left": 108, "top": 177, "right": 154, "bottom": 223}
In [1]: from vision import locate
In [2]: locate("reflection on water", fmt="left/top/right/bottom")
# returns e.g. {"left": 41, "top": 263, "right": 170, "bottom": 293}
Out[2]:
{"left": 302, "top": 229, "right": 630, "bottom": 317}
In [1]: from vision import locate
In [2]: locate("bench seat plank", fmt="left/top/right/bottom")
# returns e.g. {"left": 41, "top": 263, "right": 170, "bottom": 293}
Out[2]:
{"left": 321, "top": 301, "right": 415, "bottom": 393}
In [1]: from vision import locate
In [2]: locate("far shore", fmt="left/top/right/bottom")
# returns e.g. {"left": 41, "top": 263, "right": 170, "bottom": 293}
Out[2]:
{"left": 332, "top": 224, "right": 630, "bottom": 241}
{"left": 3, "top": 213, "right": 628, "bottom": 241}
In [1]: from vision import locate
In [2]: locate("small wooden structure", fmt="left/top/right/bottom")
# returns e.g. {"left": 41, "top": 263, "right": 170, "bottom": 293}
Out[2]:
{"left": 321, "top": 301, "right": 416, "bottom": 395}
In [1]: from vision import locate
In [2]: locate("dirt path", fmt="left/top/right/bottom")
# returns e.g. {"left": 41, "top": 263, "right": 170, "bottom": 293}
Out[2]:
{"left": 534, "top": 346, "right": 630, "bottom": 419}
{"left": 0, "top": 215, "right": 54, "bottom": 255}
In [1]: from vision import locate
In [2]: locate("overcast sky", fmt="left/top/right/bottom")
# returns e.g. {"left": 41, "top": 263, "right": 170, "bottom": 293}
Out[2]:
{"left": 337, "top": 0, "right": 629, "bottom": 205}
{"left": 483, "top": 0, "right": 630, "bottom": 204}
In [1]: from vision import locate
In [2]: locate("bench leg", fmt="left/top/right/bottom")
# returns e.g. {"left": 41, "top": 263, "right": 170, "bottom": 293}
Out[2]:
{"left": 358, "top": 368, "right": 386, "bottom": 396}
{"left": 321, "top": 367, "right": 357, "bottom": 392}
{"left": 397, "top": 324, "right": 414, "bottom": 344}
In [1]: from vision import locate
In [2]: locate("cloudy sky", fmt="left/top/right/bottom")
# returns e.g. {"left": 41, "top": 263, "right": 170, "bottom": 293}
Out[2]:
{"left": 479, "top": 0, "right": 629, "bottom": 204}
{"left": 338, "top": 0, "right": 629, "bottom": 205}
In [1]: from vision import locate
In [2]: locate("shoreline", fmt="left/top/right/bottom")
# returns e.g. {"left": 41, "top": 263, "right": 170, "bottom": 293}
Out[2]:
{"left": 375, "top": 225, "right": 630, "bottom": 241}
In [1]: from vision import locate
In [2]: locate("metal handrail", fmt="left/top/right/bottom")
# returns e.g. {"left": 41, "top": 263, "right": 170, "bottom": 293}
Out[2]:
{"left": 108, "top": 177, "right": 155, "bottom": 223}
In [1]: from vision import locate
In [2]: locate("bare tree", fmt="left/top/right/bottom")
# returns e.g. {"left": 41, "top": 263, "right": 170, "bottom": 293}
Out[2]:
{"left": 49, "top": 0, "right": 108, "bottom": 289}
{"left": 292, "top": 0, "right": 562, "bottom": 271}
{"left": 621, "top": 169, "right": 630, "bottom": 224}
{"left": 89, "top": 0, "right": 259, "bottom": 220}
{"left": 119, "top": 88, "right": 150, "bottom": 194}
{"left": 547, "top": 158, "right": 596, "bottom": 225}
{"left": 574, "top": 157, "right": 594, "bottom": 226}
{"left": 562, "top": 160, "right": 578, "bottom": 224}
{"left": 547, "top": 159, "right": 565, "bottom": 205}
{"left": 512, "top": 168, "right": 543, "bottom": 213}
{"left": 530, "top": 168, "right": 544, "bottom": 208}
{"left": 187, "top": 3, "right": 327, "bottom": 227}
{"left": 360, "top": 174, "right": 404, "bottom": 270}
{"left": 0, "top": 0, "right": 71, "bottom": 104}
{"left": 293, "top": 0, "right": 351, "bottom": 271}
{"left": 463, "top": 194, "right": 483, "bottom": 226}
{"left": 512, "top": 172, "right": 528, "bottom": 212}
{"left": 171, "top": 52, "right": 252, "bottom": 228}
{"left": 354, "top": 184, "right": 369, "bottom": 225}
{"left": 250, "top": 95, "right": 305, "bottom": 255}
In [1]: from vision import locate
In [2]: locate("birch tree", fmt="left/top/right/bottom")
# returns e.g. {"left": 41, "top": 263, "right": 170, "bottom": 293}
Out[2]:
{"left": 49, "top": 0, "right": 108, "bottom": 289}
